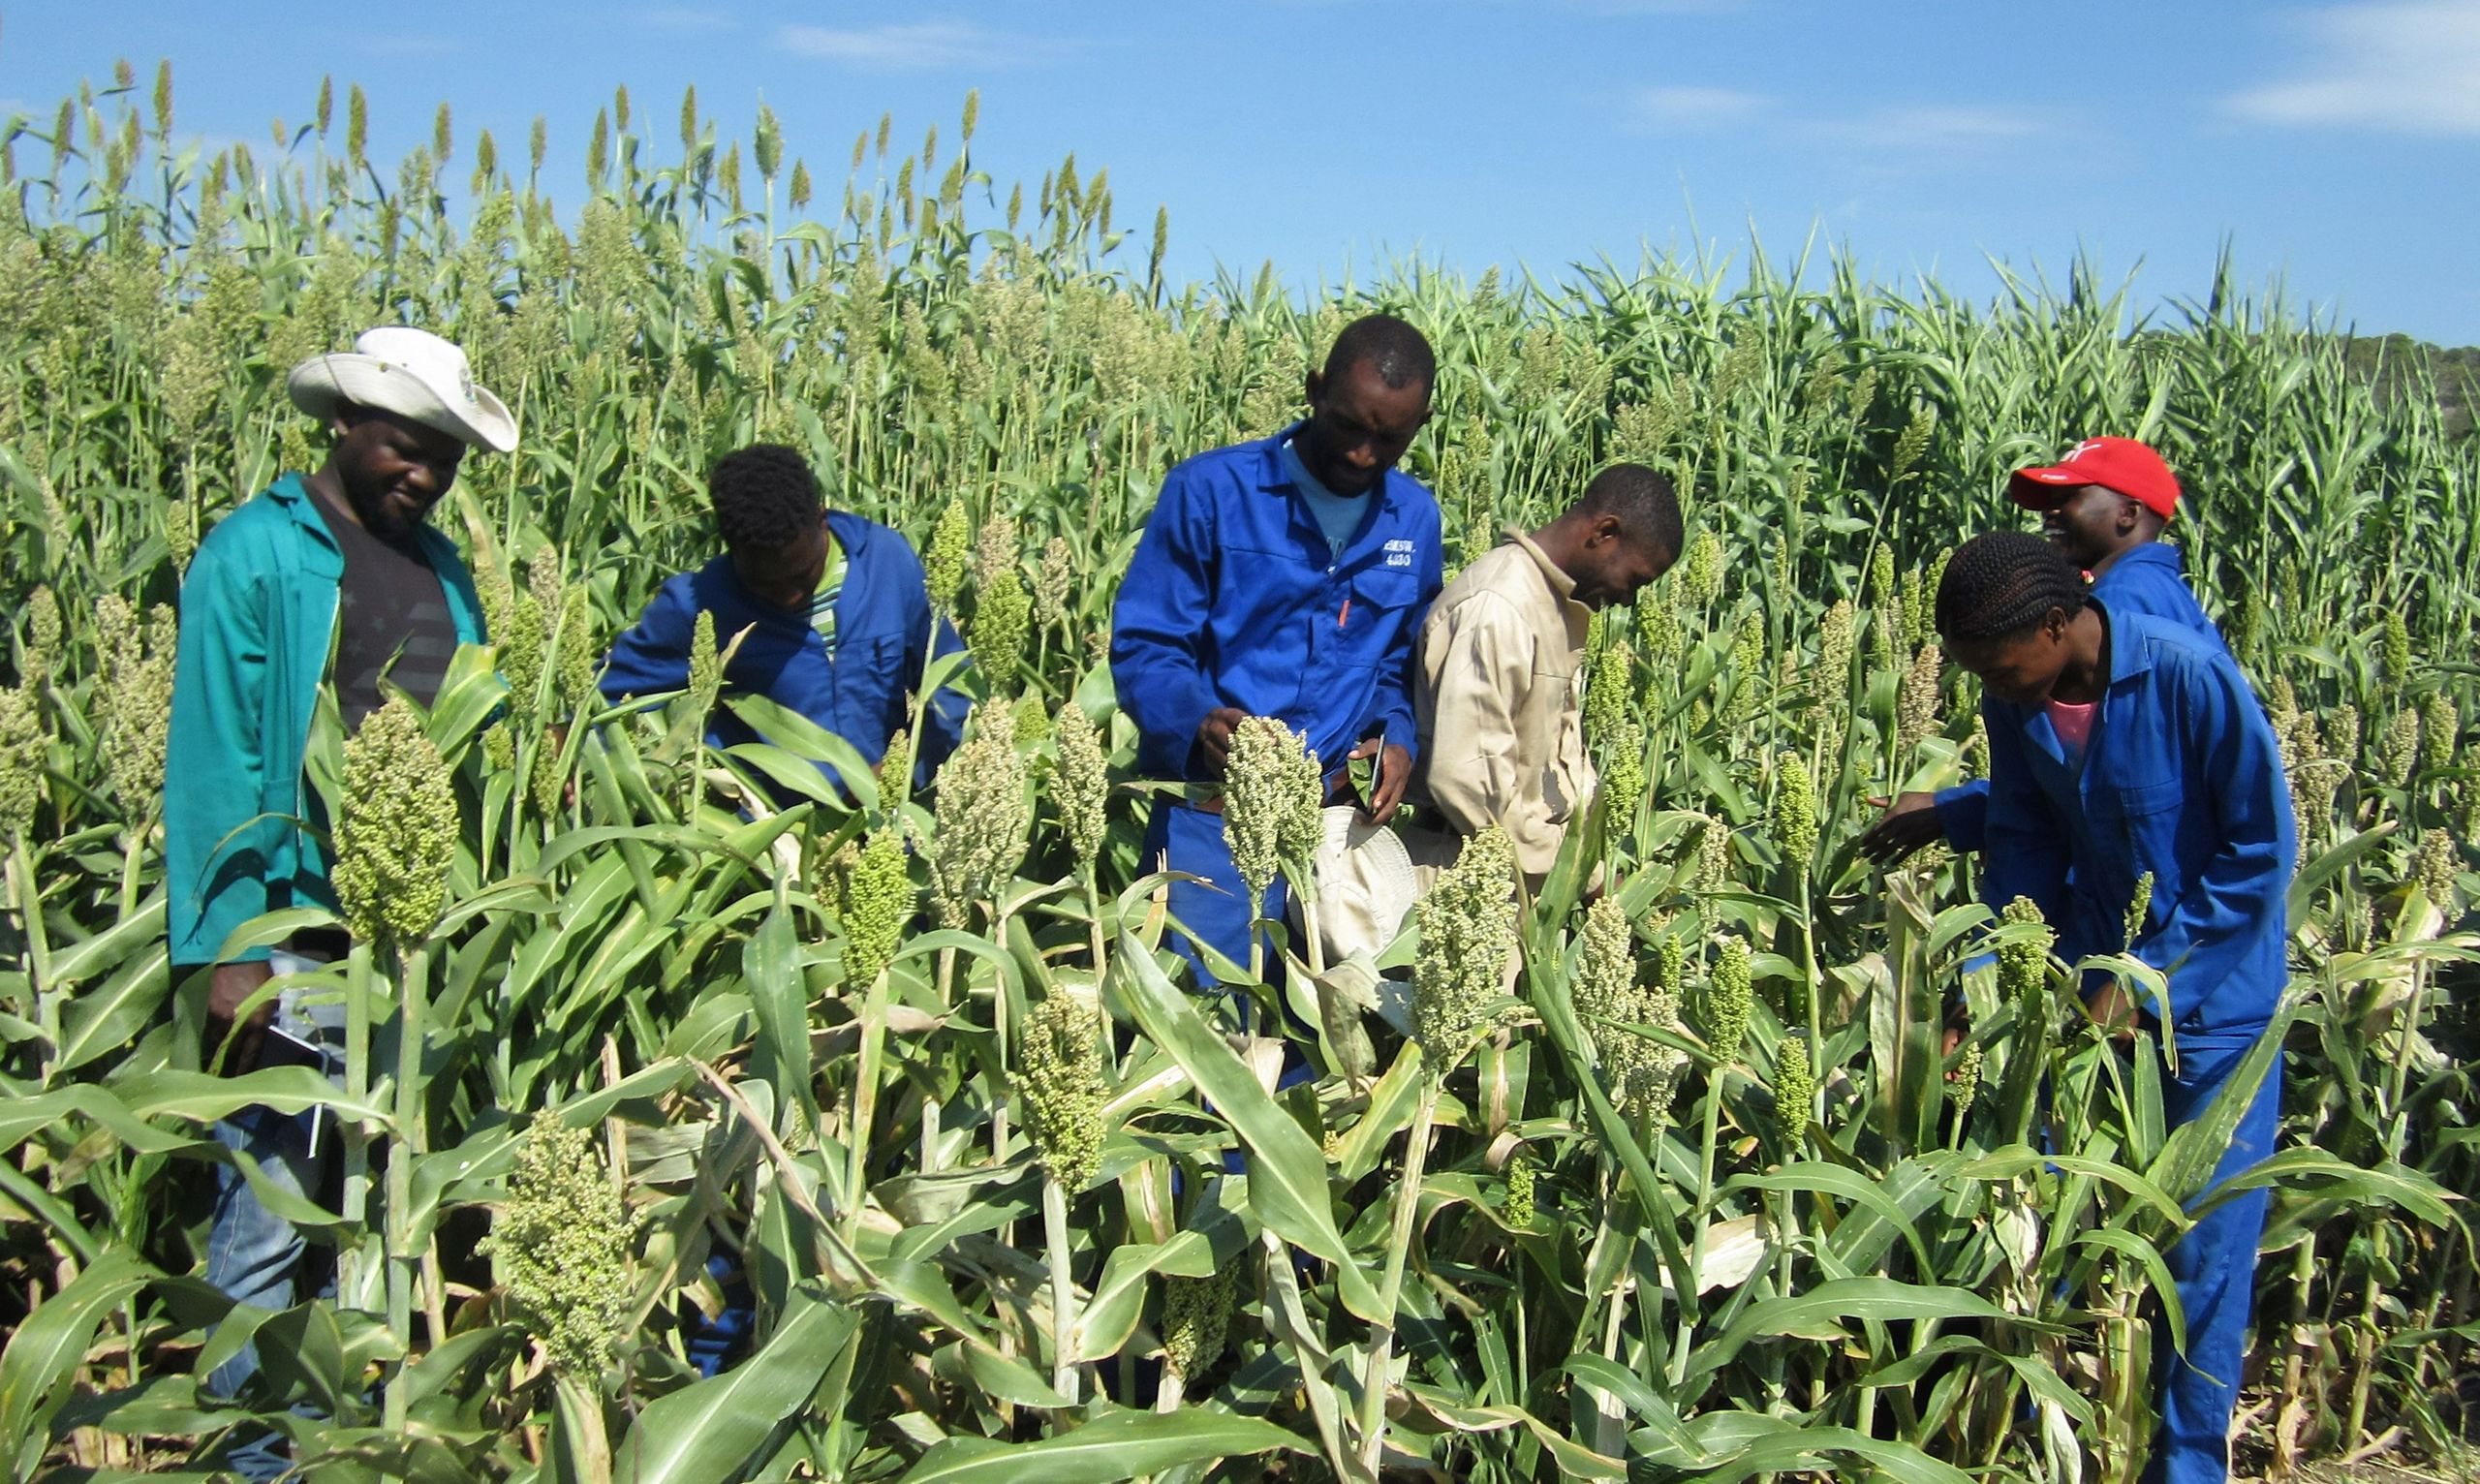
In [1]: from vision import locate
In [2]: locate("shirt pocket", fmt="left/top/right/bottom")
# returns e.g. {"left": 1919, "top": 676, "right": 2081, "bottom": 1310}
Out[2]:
{"left": 828, "top": 632, "right": 907, "bottom": 739}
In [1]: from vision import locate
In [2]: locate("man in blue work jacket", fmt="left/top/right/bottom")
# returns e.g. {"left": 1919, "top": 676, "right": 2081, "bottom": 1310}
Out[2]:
{"left": 167, "top": 326, "right": 516, "bottom": 1481}
{"left": 1111, "top": 314, "right": 1443, "bottom": 986}
{"left": 601, "top": 444, "right": 968, "bottom": 792}
{"left": 1862, "top": 436, "right": 2233, "bottom": 864}
{"left": 1936, "top": 531, "right": 2294, "bottom": 1484}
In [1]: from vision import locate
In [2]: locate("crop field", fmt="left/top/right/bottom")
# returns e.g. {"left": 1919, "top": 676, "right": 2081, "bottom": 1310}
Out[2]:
{"left": 0, "top": 67, "right": 2474, "bottom": 1482}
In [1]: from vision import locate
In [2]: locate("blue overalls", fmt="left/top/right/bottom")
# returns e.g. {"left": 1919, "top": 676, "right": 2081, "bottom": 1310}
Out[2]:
{"left": 1108, "top": 424, "right": 1442, "bottom": 982}
{"left": 1980, "top": 604, "right": 2296, "bottom": 1483}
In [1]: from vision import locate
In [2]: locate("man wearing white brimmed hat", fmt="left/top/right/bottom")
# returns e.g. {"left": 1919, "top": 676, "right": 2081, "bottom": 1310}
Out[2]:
{"left": 165, "top": 325, "right": 514, "bottom": 1479}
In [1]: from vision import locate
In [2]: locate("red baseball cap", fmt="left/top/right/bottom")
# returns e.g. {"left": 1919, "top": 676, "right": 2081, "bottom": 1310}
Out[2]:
{"left": 2007, "top": 436, "right": 2181, "bottom": 520}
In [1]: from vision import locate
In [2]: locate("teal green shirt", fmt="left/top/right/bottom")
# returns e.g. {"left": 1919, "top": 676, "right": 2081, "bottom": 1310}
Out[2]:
{"left": 164, "top": 475, "right": 487, "bottom": 966}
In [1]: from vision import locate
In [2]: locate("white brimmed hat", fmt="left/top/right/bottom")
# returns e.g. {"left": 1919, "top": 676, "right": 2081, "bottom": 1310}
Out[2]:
{"left": 1301, "top": 805, "right": 1422, "bottom": 967}
{"left": 287, "top": 326, "right": 519, "bottom": 453}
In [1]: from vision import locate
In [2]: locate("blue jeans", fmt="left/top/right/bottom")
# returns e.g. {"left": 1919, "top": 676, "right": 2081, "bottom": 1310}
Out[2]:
{"left": 2144, "top": 1025, "right": 2282, "bottom": 1484}
{"left": 203, "top": 958, "right": 342, "bottom": 1481}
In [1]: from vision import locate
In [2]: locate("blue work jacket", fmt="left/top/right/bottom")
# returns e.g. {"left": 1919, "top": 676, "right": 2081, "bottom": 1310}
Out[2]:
{"left": 1937, "top": 543, "right": 2228, "bottom": 850}
{"left": 1981, "top": 604, "right": 2295, "bottom": 1034}
{"left": 600, "top": 510, "right": 967, "bottom": 789}
{"left": 1109, "top": 424, "right": 1443, "bottom": 782}
{"left": 166, "top": 475, "right": 488, "bottom": 967}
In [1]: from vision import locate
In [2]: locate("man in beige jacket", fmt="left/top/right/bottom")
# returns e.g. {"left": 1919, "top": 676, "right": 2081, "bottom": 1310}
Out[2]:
{"left": 1414, "top": 463, "right": 1682, "bottom": 881}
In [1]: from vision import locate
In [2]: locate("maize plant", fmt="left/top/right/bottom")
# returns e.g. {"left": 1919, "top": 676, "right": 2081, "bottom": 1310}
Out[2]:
{"left": 0, "top": 66, "right": 2471, "bottom": 1484}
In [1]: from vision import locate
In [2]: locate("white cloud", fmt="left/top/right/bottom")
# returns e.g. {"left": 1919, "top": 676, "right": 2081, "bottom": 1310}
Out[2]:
{"left": 777, "top": 20, "right": 1072, "bottom": 70}
{"left": 1830, "top": 106, "right": 2042, "bottom": 152}
{"left": 2226, "top": 0, "right": 2480, "bottom": 135}
{"left": 1629, "top": 86, "right": 1770, "bottom": 130}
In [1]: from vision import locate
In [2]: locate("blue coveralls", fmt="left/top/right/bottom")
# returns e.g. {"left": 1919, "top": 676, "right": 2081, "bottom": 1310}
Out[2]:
{"left": 1108, "top": 424, "right": 1442, "bottom": 981}
{"left": 1979, "top": 604, "right": 2296, "bottom": 1484}
{"left": 1937, "top": 542, "right": 2229, "bottom": 850}
{"left": 601, "top": 510, "right": 969, "bottom": 788}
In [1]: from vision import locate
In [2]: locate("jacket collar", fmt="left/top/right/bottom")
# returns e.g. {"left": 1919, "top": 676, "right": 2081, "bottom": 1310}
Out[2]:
{"left": 1508, "top": 528, "right": 1581, "bottom": 605}
{"left": 2097, "top": 598, "right": 2156, "bottom": 687}
{"left": 2100, "top": 541, "right": 2184, "bottom": 581}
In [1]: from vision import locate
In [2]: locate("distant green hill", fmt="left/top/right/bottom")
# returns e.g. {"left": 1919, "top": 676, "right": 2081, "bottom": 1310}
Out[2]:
{"left": 2343, "top": 333, "right": 2478, "bottom": 439}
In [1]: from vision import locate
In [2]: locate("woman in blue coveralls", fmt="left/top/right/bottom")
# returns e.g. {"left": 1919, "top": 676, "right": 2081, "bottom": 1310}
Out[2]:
{"left": 1934, "top": 531, "right": 2295, "bottom": 1484}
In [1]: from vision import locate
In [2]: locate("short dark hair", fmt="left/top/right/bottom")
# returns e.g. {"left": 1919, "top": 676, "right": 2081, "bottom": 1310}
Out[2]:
{"left": 1323, "top": 313, "right": 1436, "bottom": 392}
{"left": 710, "top": 444, "right": 822, "bottom": 553}
{"left": 1576, "top": 463, "right": 1684, "bottom": 563}
{"left": 1934, "top": 531, "right": 2089, "bottom": 643}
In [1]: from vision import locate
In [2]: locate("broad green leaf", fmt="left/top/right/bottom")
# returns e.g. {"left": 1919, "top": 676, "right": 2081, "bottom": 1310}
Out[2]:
{"left": 897, "top": 1407, "right": 1311, "bottom": 1483}
{"left": 609, "top": 1285, "right": 855, "bottom": 1483}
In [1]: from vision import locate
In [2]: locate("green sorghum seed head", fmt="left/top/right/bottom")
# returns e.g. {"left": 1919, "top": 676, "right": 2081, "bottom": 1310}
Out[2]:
{"left": 1585, "top": 636, "right": 1634, "bottom": 744}
{"left": 2124, "top": 871, "right": 2155, "bottom": 949}
{"left": 0, "top": 684, "right": 44, "bottom": 839}
{"left": 1773, "top": 1033, "right": 1814, "bottom": 1144}
{"left": 1890, "top": 407, "right": 1935, "bottom": 483}
{"left": 1223, "top": 716, "right": 1323, "bottom": 901}
{"left": 95, "top": 598, "right": 175, "bottom": 816}
{"left": 556, "top": 584, "right": 600, "bottom": 712}
{"left": 1161, "top": 1263, "right": 1236, "bottom": 1380}
{"left": 1637, "top": 583, "right": 1683, "bottom": 667}
{"left": 834, "top": 828, "right": 913, "bottom": 988}
{"left": 1052, "top": 701, "right": 1108, "bottom": 869}
{"left": 1997, "top": 896, "right": 2053, "bottom": 1013}
{"left": 1814, "top": 599, "right": 1855, "bottom": 708}
{"left": 687, "top": 609, "right": 720, "bottom": 708}
{"left": 331, "top": 695, "right": 458, "bottom": 952}
{"left": 924, "top": 720, "right": 1031, "bottom": 928}
{"left": 1951, "top": 1038, "right": 1984, "bottom": 1113}
{"left": 1034, "top": 536, "right": 1073, "bottom": 631}
{"left": 1504, "top": 1155, "right": 1536, "bottom": 1228}
{"left": 1705, "top": 936, "right": 1753, "bottom": 1064}
{"left": 1599, "top": 717, "right": 1647, "bottom": 826}
{"left": 1009, "top": 691, "right": 1049, "bottom": 748}
{"left": 1720, "top": 611, "right": 1766, "bottom": 727}
{"left": 1574, "top": 896, "right": 1635, "bottom": 1036}
{"left": 2382, "top": 707, "right": 2421, "bottom": 788}
{"left": 1019, "top": 992, "right": 1107, "bottom": 1190}
{"left": 1411, "top": 826, "right": 1520, "bottom": 1069}
{"left": 2381, "top": 610, "right": 2412, "bottom": 686}
{"left": 1695, "top": 814, "right": 1732, "bottom": 893}
{"left": 1680, "top": 531, "right": 1723, "bottom": 607}
{"left": 2413, "top": 828, "right": 2459, "bottom": 910}
{"left": 24, "top": 584, "right": 59, "bottom": 674}
{"left": 924, "top": 499, "right": 971, "bottom": 610}
{"left": 477, "top": 1116, "right": 637, "bottom": 1378}
{"left": 2421, "top": 695, "right": 2460, "bottom": 775}
{"left": 2326, "top": 703, "right": 2361, "bottom": 760}
{"left": 1771, "top": 751, "right": 1818, "bottom": 866}
{"left": 1898, "top": 643, "right": 1943, "bottom": 758}
{"left": 1868, "top": 544, "right": 1898, "bottom": 607}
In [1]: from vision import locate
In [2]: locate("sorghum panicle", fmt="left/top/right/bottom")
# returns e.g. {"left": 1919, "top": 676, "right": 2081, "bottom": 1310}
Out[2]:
{"left": 1161, "top": 1263, "right": 1237, "bottom": 1380}
{"left": 1504, "top": 1156, "right": 1536, "bottom": 1227}
{"left": 1222, "top": 716, "right": 1322, "bottom": 902}
{"left": 477, "top": 1117, "right": 638, "bottom": 1378}
{"left": 0, "top": 684, "right": 44, "bottom": 840}
{"left": 924, "top": 720, "right": 1032, "bottom": 928}
{"left": 924, "top": 499, "right": 971, "bottom": 611}
{"left": 1034, "top": 535, "right": 1073, "bottom": 631}
{"left": 2124, "top": 871, "right": 2155, "bottom": 949}
{"left": 1770, "top": 752, "right": 1818, "bottom": 867}
{"left": 1997, "top": 896, "right": 2054, "bottom": 1018}
{"left": 1052, "top": 701, "right": 1108, "bottom": 869}
{"left": 686, "top": 608, "right": 721, "bottom": 709}
{"left": 1019, "top": 993, "right": 1106, "bottom": 1190}
{"left": 833, "top": 828, "right": 913, "bottom": 988}
{"left": 1704, "top": 936, "right": 1753, "bottom": 1065}
{"left": 1410, "top": 826, "right": 1520, "bottom": 1068}
{"left": 1773, "top": 1033, "right": 1814, "bottom": 1144}
{"left": 1897, "top": 642, "right": 1943, "bottom": 758}
{"left": 331, "top": 695, "right": 459, "bottom": 952}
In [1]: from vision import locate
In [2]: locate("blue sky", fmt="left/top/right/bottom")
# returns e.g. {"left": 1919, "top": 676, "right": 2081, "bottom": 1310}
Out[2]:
{"left": 8, "top": 1, "right": 2478, "bottom": 344}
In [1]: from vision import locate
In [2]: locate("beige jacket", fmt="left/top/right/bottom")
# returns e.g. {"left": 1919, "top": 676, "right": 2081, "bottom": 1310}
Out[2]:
{"left": 1412, "top": 531, "right": 1596, "bottom": 879}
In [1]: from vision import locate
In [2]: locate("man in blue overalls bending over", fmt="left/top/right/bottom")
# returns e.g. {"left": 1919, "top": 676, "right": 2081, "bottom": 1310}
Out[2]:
{"left": 1111, "top": 314, "right": 1443, "bottom": 989}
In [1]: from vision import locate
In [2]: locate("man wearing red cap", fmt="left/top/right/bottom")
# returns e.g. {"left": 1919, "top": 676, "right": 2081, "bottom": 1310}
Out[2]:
{"left": 1861, "top": 436, "right": 2230, "bottom": 863}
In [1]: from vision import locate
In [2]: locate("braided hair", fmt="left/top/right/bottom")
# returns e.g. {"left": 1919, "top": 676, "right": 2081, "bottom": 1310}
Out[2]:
{"left": 1934, "top": 531, "right": 2088, "bottom": 643}
{"left": 710, "top": 445, "right": 822, "bottom": 554}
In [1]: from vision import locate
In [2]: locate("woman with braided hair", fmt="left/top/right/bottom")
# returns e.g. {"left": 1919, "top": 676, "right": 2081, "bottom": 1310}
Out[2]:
{"left": 1938, "top": 530, "right": 2294, "bottom": 1484}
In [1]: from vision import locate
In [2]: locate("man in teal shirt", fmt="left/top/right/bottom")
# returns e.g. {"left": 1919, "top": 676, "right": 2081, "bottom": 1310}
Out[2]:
{"left": 166, "top": 326, "right": 515, "bottom": 1479}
